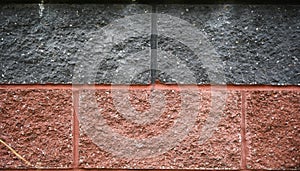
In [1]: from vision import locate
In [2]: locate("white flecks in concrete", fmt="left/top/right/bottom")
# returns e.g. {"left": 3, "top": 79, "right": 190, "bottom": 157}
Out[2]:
{"left": 38, "top": 0, "right": 44, "bottom": 17}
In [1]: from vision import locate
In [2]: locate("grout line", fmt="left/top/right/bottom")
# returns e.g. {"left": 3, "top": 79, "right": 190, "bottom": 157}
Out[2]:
{"left": 240, "top": 91, "right": 247, "bottom": 169}
{"left": 150, "top": 4, "right": 158, "bottom": 85}
{"left": 0, "top": 84, "right": 74, "bottom": 90}
{"left": 0, "top": 169, "right": 77, "bottom": 171}
{"left": 0, "top": 169, "right": 246, "bottom": 171}
{"left": 0, "top": 168, "right": 80, "bottom": 171}
{"left": 72, "top": 90, "right": 80, "bottom": 169}
{"left": 0, "top": 84, "right": 299, "bottom": 91}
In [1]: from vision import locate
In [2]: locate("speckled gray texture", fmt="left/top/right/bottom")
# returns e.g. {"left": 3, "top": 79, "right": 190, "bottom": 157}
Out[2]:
{"left": 0, "top": 4, "right": 151, "bottom": 84}
{"left": 157, "top": 5, "right": 300, "bottom": 85}
{"left": 0, "top": 4, "right": 299, "bottom": 85}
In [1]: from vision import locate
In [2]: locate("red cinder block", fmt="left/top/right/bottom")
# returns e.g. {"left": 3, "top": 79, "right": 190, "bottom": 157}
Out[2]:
{"left": 78, "top": 89, "right": 241, "bottom": 169}
{"left": 246, "top": 91, "right": 300, "bottom": 170}
{"left": 0, "top": 89, "right": 73, "bottom": 169}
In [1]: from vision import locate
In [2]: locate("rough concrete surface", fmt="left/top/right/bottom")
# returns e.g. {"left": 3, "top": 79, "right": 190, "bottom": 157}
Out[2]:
{"left": 0, "top": 4, "right": 299, "bottom": 85}
{"left": 78, "top": 89, "right": 241, "bottom": 169}
{"left": 246, "top": 91, "right": 300, "bottom": 170}
{"left": 0, "top": 4, "right": 151, "bottom": 84}
{"left": 0, "top": 89, "right": 73, "bottom": 168}
{"left": 157, "top": 5, "right": 300, "bottom": 85}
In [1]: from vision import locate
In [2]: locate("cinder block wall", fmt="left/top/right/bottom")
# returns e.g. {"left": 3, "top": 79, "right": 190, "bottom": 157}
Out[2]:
{"left": 0, "top": 1, "right": 299, "bottom": 170}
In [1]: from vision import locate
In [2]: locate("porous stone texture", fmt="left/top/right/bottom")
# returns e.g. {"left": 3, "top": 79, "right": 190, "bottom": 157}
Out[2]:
{"left": 0, "top": 4, "right": 299, "bottom": 85}
{"left": 246, "top": 91, "right": 300, "bottom": 170}
{"left": 0, "top": 89, "right": 73, "bottom": 168}
{"left": 157, "top": 5, "right": 300, "bottom": 85}
{"left": 78, "top": 89, "right": 241, "bottom": 169}
{"left": 0, "top": 4, "right": 151, "bottom": 84}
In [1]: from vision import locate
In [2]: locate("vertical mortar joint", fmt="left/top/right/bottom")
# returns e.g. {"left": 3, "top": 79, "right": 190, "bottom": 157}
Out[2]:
{"left": 150, "top": 5, "right": 158, "bottom": 86}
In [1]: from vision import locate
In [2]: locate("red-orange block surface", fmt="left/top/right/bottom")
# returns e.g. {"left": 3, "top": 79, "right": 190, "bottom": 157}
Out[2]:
{"left": 0, "top": 89, "right": 73, "bottom": 168}
{"left": 78, "top": 89, "right": 242, "bottom": 169}
{"left": 246, "top": 91, "right": 300, "bottom": 170}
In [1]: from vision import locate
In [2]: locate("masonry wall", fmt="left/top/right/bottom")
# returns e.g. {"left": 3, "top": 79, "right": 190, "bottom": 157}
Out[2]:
{"left": 0, "top": 2, "right": 299, "bottom": 171}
